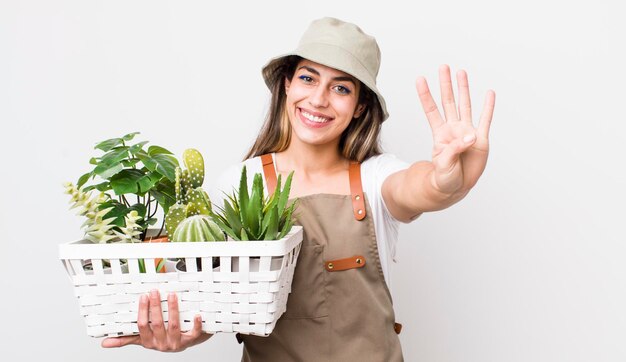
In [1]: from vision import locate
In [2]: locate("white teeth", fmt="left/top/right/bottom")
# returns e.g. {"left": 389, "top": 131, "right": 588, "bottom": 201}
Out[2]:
{"left": 301, "top": 110, "right": 330, "bottom": 123}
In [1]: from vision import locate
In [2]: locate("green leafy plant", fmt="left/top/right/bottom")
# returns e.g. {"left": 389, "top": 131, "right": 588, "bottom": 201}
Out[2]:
{"left": 71, "top": 132, "right": 179, "bottom": 241}
{"left": 211, "top": 165, "right": 298, "bottom": 241}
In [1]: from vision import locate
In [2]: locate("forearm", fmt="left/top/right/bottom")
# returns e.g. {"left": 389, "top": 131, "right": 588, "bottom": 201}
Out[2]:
{"left": 384, "top": 161, "right": 469, "bottom": 222}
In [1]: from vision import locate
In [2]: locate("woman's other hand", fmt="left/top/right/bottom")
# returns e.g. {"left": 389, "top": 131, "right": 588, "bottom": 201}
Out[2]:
{"left": 416, "top": 64, "right": 496, "bottom": 196}
{"left": 101, "top": 290, "right": 211, "bottom": 352}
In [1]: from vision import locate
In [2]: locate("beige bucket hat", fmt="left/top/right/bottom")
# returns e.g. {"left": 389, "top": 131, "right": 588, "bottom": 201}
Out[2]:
{"left": 261, "top": 17, "right": 389, "bottom": 121}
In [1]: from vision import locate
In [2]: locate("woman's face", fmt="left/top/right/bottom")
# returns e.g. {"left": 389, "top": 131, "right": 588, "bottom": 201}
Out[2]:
{"left": 284, "top": 59, "right": 365, "bottom": 148}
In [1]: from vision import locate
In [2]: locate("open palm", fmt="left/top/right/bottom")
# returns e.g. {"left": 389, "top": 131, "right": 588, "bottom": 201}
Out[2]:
{"left": 416, "top": 65, "right": 496, "bottom": 195}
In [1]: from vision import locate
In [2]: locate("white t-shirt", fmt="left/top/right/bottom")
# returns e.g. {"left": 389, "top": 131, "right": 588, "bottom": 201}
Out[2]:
{"left": 207, "top": 153, "right": 410, "bottom": 288}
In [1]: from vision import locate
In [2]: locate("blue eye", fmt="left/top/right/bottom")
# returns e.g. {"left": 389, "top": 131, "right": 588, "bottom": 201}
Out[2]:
{"left": 299, "top": 75, "right": 313, "bottom": 82}
{"left": 335, "top": 85, "right": 351, "bottom": 95}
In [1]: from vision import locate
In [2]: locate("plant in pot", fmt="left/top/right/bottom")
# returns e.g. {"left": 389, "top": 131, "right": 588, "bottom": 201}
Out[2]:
{"left": 64, "top": 132, "right": 179, "bottom": 272}
{"left": 163, "top": 148, "right": 226, "bottom": 272}
{"left": 211, "top": 165, "right": 298, "bottom": 242}
{"left": 208, "top": 165, "right": 298, "bottom": 273}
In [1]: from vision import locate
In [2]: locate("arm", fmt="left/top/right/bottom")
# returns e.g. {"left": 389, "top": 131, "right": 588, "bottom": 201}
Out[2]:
{"left": 383, "top": 65, "right": 496, "bottom": 223}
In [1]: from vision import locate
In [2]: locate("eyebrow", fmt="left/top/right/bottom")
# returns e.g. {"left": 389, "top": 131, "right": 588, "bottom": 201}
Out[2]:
{"left": 297, "top": 65, "right": 357, "bottom": 85}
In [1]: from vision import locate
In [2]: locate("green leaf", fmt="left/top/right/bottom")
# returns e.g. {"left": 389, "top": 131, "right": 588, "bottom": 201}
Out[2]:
{"left": 122, "top": 158, "right": 140, "bottom": 168}
{"left": 238, "top": 166, "right": 249, "bottom": 226}
{"left": 100, "top": 147, "right": 130, "bottom": 165}
{"left": 211, "top": 214, "right": 238, "bottom": 240}
{"left": 138, "top": 171, "right": 163, "bottom": 194}
{"left": 156, "top": 259, "right": 166, "bottom": 273}
{"left": 264, "top": 206, "right": 279, "bottom": 240}
{"left": 148, "top": 145, "right": 174, "bottom": 156}
{"left": 94, "top": 162, "right": 124, "bottom": 179}
{"left": 263, "top": 175, "right": 280, "bottom": 215}
{"left": 151, "top": 178, "right": 176, "bottom": 214}
{"left": 83, "top": 181, "right": 110, "bottom": 192}
{"left": 128, "top": 203, "right": 147, "bottom": 218}
{"left": 110, "top": 169, "right": 145, "bottom": 195}
{"left": 151, "top": 154, "right": 179, "bottom": 181}
{"left": 129, "top": 141, "right": 149, "bottom": 155}
{"left": 89, "top": 157, "right": 98, "bottom": 165}
{"left": 99, "top": 200, "right": 129, "bottom": 227}
{"left": 223, "top": 201, "right": 243, "bottom": 238}
{"left": 122, "top": 132, "right": 140, "bottom": 141}
{"left": 77, "top": 172, "right": 92, "bottom": 189}
{"left": 278, "top": 171, "right": 294, "bottom": 216}
{"left": 240, "top": 228, "right": 249, "bottom": 241}
{"left": 95, "top": 137, "right": 123, "bottom": 152}
{"left": 246, "top": 176, "right": 262, "bottom": 238}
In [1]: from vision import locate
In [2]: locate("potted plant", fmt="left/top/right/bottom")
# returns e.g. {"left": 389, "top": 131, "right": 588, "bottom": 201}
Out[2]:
{"left": 163, "top": 148, "right": 226, "bottom": 271}
{"left": 63, "top": 132, "right": 179, "bottom": 272}
{"left": 60, "top": 134, "right": 305, "bottom": 338}
{"left": 210, "top": 165, "right": 298, "bottom": 241}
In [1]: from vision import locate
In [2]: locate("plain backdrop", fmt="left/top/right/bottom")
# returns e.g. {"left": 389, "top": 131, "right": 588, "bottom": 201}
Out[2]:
{"left": 1, "top": 1, "right": 623, "bottom": 361}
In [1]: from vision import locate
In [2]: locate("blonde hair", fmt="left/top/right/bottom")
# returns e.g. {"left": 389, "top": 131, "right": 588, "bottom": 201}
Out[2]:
{"left": 244, "top": 56, "right": 384, "bottom": 162}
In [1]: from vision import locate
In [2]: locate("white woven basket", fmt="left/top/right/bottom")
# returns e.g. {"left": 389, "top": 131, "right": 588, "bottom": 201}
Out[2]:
{"left": 59, "top": 226, "right": 303, "bottom": 338}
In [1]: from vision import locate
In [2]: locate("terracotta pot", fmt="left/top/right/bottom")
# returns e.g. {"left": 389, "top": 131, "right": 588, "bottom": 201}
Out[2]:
{"left": 143, "top": 234, "right": 169, "bottom": 273}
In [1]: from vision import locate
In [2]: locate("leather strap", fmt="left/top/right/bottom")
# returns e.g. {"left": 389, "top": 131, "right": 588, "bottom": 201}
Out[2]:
{"left": 260, "top": 155, "right": 366, "bottom": 221}
{"left": 349, "top": 161, "right": 366, "bottom": 221}
{"left": 325, "top": 255, "right": 366, "bottom": 272}
{"left": 261, "top": 154, "right": 277, "bottom": 197}
{"left": 394, "top": 323, "right": 402, "bottom": 335}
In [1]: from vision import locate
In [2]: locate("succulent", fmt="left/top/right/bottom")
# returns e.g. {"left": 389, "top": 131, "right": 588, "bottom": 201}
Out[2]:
{"left": 64, "top": 182, "right": 117, "bottom": 244}
{"left": 211, "top": 165, "right": 298, "bottom": 241}
{"left": 164, "top": 149, "right": 213, "bottom": 237}
{"left": 113, "top": 210, "right": 143, "bottom": 243}
{"left": 171, "top": 215, "right": 225, "bottom": 242}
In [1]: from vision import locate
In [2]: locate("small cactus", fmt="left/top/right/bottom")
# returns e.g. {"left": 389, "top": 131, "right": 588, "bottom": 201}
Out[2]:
{"left": 164, "top": 148, "right": 215, "bottom": 238}
{"left": 172, "top": 215, "right": 225, "bottom": 242}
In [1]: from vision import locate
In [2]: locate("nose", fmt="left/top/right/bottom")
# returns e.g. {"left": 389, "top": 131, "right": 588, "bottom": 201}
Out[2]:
{"left": 308, "top": 85, "right": 329, "bottom": 109}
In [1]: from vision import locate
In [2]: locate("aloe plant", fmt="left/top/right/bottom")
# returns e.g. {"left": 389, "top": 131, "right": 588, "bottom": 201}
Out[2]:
{"left": 211, "top": 165, "right": 298, "bottom": 241}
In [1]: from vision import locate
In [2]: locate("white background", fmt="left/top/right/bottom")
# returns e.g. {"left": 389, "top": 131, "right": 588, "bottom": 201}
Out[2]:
{"left": 1, "top": 1, "right": 623, "bottom": 361}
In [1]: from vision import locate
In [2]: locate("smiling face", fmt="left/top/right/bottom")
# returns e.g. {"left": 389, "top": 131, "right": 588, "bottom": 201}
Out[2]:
{"left": 284, "top": 59, "right": 366, "bottom": 149}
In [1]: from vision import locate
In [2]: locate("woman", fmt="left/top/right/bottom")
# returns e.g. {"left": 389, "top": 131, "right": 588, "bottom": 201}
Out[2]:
{"left": 102, "top": 17, "right": 495, "bottom": 361}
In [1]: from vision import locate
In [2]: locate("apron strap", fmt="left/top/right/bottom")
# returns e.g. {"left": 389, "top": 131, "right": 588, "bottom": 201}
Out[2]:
{"left": 261, "top": 153, "right": 278, "bottom": 196}
{"left": 349, "top": 161, "right": 366, "bottom": 221}
{"left": 259, "top": 154, "right": 366, "bottom": 221}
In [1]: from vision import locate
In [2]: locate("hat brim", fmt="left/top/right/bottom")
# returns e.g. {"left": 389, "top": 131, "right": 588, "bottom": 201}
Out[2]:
{"left": 262, "top": 44, "right": 389, "bottom": 121}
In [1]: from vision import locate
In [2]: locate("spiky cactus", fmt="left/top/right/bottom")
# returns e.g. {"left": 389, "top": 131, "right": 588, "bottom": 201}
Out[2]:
{"left": 211, "top": 165, "right": 297, "bottom": 241}
{"left": 64, "top": 182, "right": 117, "bottom": 243}
{"left": 165, "top": 149, "right": 213, "bottom": 237}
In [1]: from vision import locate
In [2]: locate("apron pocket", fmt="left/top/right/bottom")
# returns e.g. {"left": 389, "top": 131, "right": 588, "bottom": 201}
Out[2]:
{"left": 282, "top": 244, "right": 328, "bottom": 319}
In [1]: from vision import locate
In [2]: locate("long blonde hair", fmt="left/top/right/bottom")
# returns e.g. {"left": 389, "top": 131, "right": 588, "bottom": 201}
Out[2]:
{"left": 244, "top": 56, "right": 384, "bottom": 162}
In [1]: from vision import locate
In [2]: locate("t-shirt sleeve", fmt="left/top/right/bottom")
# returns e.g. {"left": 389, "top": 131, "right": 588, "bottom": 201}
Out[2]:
{"left": 371, "top": 153, "right": 411, "bottom": 224}
{"left": 362, "top": 153, "right": 411, "bottom": 272}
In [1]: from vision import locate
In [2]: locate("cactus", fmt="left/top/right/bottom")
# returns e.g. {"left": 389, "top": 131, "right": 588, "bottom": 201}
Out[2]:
{"left": 171, "top": 215, "right": 225, "bottom": 242}
{"left": 164, "top": 148, "right": 214, "bottom": 238}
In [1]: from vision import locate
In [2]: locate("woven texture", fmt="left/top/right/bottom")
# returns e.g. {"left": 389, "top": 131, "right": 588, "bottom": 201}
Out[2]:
{"left": 59, "top": 227, "right": 303, "bottom": 338}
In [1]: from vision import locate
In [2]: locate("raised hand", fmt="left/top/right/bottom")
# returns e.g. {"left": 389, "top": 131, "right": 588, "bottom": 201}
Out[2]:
{"left": 101, "top": 290, "right": 211, "bottom": 352}
{"left": 416, "top": 65, "right": 496, "bottom": 196}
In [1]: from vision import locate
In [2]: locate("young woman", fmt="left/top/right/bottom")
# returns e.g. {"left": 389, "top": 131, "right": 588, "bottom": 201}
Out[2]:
{"left": 102, "top": 17, "right": 495, "bottom": 361}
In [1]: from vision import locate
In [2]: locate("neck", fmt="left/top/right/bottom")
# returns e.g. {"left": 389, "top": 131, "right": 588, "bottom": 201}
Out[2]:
{"left": 275, "top": 139, "right": 348, "bottom": 176}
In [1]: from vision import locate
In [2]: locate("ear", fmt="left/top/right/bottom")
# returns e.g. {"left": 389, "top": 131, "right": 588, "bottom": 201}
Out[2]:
{"left": 284, "top": 77, "right": 291, "bottom": 93}
{"left": 354, "top": 104, "right": 366, "bottom": 118}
